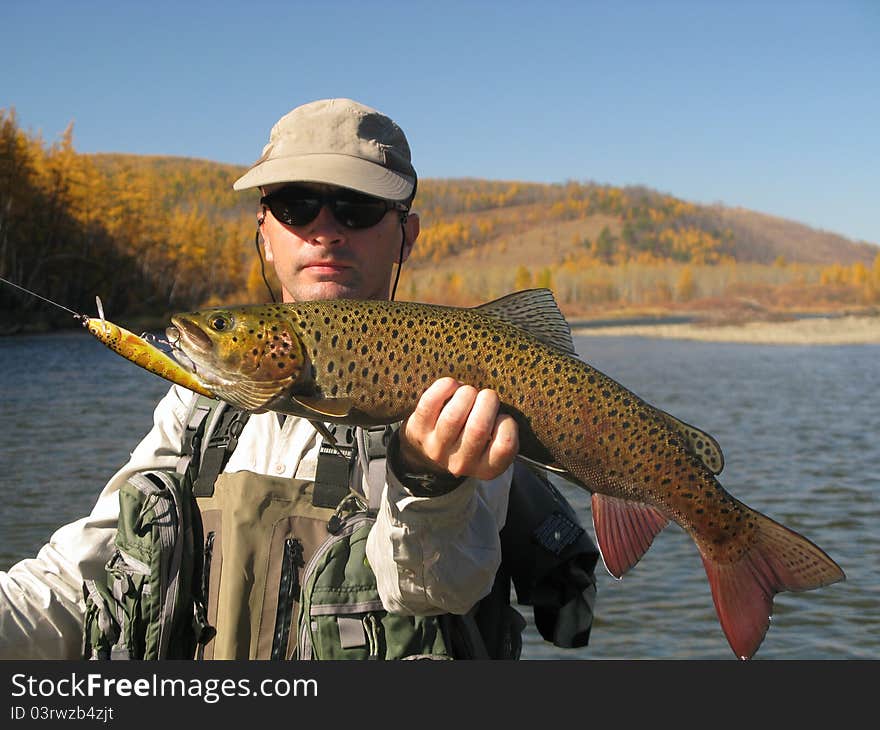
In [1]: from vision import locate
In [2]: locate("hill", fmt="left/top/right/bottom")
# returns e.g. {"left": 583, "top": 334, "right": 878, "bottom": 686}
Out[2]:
{"left": 86, "top": 160, "right": 877, "bottom": 268}
{"left": 395, "top": 178, "right": 879, "bottom": 313}
{"left": 702, "top": 205, "right": 878, "bottom": 265}
{"left": 1, "top": 106, "right": 877, "bottom": 331}
{"left": 418, "top": 180, "right": 876, "bottom": 263}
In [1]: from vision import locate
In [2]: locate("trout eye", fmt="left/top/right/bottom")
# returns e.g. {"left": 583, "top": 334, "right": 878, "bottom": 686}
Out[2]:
{"left": 209, "top": 314, "right": 232, "bottom": 332}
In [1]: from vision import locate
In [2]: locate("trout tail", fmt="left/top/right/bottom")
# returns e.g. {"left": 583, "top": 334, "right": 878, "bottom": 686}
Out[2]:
{"left": 700, "top": 509, "right": 845, "bottom": 660}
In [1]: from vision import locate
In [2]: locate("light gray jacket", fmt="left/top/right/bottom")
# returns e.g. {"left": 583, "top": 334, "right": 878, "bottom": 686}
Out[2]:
{"left": 0, "top": 384, "right": 512, "bottom": 659}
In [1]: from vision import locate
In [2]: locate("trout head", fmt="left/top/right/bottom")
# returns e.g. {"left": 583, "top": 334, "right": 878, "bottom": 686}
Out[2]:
{"left": 167, "top": 306, "right": 305, "bottom": 411}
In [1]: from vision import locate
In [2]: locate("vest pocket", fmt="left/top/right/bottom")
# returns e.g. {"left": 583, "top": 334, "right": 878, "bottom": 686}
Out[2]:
{"left": 83, "top": 470, "right": 204, "bottom": 660}
{"left": 82, "top": 553, "right": 149, "bottom": 660}
{"left": 297, "top": 513, "right": 452, "bottom": 661}
{"left": 193, "top": 474, "right": 456, "bottom": 660}
{"left": 196, "top": 473, "right": 338, "bottom": 659}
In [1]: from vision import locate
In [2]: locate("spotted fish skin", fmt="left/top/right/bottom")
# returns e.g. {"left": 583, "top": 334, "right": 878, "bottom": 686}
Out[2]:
{"left": 168, "top": 289, "right": 845, "bottom": 660}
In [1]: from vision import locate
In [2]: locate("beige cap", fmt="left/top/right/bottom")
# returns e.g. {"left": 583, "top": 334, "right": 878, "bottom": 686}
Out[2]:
{"left": 233, "top": 98, "right": 417, "bottom": 201}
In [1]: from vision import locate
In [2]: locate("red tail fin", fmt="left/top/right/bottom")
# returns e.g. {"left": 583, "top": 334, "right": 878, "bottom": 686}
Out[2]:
{"left": 701, "top": 511, "right": 846, "bottom": 660}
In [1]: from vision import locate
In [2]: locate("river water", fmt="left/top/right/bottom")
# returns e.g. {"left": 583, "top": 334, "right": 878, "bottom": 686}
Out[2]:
{"left": 0, "top": 330, "right": 876, "bottom": 659}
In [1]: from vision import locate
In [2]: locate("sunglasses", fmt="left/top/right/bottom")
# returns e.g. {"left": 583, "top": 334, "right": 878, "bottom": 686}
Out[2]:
{"left": 260, "top": 185, "right": 409, "bottom": 230}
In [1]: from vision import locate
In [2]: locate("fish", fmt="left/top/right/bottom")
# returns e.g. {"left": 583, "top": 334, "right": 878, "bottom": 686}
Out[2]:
{"left": 165, "top": 288, "right": 845, "bottom": 659}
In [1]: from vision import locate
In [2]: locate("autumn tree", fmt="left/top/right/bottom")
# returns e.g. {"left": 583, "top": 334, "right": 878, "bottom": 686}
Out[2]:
{"left": 514, "top": 265, "right": 532, "bottom": 290}
{"left": 676, "top": 266, "right": 697, "bottom": 302}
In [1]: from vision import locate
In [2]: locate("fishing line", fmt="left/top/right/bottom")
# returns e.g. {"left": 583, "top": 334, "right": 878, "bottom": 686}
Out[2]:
{"left": 0, "top": 275, "right": 178, "bottom": 350}
{"left": 0, "top": 275, "right": 85, "bottom": 320}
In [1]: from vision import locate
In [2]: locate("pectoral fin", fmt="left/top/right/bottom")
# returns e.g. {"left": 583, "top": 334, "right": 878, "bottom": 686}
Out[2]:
{"left": 290, "top": 395, "right": 354, "bottom": 419}
{"left": 516, "top": 453, "right": 576, "bottom": 479}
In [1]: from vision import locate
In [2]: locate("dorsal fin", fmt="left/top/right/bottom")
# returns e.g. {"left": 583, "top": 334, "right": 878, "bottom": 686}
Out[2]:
{"left": 473, "top": 288, "right": 576, "bottom": 355}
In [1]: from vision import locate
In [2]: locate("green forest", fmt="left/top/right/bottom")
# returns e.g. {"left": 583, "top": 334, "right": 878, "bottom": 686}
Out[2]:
{"left": 2, "top": 108, "right": 878, "bottom": 333}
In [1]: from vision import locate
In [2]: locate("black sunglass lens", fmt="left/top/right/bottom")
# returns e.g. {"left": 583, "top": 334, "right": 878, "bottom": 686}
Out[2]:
{"left": 268, "top": 195, "right": 322, "bottom": 226}
{"left": 264, "top": 188, "right": 394, "bottom": 229}
{"left": 331, "top": 200, "right": 388, "bottom": 229}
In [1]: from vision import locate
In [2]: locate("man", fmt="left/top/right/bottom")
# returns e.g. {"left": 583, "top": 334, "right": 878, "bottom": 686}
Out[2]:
{"left": 0, "top": 99, "right": 595, "bottom": 659}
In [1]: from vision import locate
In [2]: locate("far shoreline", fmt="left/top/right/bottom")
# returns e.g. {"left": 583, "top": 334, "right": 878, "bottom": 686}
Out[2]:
{"left": 571, "top": 313, "right": 880, "bottom": 345}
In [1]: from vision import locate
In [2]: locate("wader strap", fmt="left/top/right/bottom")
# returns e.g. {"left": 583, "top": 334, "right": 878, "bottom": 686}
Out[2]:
{"left": 194, "top": 408, "right": 248, "bottom": 497}
{"left": 358, "top": 425, "right": 395, "bottom": 510}
{"left": 177, "top": 401, "right": 212, "bottom": 478}
{"left": 177, "top": 397, "right": 250, "bottom": 498}
{"left": 179, "top": 401, "right": 390, "bottom": 508}
{"left": 313, "top": 424, "right": 393, "bottom": 509}
{"left": 313, "top": 425, "right": 357, "bottom": 508}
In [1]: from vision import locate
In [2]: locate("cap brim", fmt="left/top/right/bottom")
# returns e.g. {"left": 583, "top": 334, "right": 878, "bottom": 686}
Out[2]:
{"left": 233, "top": 154, "right": 415, "bottom": 200}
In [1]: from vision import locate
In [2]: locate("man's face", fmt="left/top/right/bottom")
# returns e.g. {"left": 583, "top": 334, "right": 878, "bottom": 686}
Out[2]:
{"left": 260, "top": 184, "right": 419, "bottom": 303}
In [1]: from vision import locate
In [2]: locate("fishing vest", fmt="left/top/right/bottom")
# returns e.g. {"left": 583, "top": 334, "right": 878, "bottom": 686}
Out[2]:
{"left": 83, "top": 395, "right": 599, "bottom": 660}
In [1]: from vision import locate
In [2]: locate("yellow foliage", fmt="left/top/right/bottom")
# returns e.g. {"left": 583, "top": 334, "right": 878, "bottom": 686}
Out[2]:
{"left": 3, "top": 109, "right": 874, "bottom": 321}
{"left": 514, "top": 266, "right": 532, "bottom": 290}
{"left": 447, "top": 271, "right": 464, "bottom": 296}
{"left": 851, "top": 262, "right": 868, "bottom": 287}
{"left": 676, "top": 266, "right": 697, "bottom": 302}
{"left": 820, "top": 263, "right": 846, "bottom": 286}
{"left": 535, "top": 268, "right": 554, "bottom": 290}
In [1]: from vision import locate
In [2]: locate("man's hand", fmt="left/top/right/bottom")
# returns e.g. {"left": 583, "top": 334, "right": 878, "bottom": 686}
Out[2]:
{"left": 397, "top": 377, "right": 519, "bottom": 482}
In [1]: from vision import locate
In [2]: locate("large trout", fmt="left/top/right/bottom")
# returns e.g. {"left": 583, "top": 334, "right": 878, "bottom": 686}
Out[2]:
{"left": 165, "top": 289, "right": 845, "bottom": 659}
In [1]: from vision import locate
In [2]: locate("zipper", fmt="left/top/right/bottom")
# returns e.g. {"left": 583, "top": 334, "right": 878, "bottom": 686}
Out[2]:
{"left": 297, "top": 513, "right": 374, "bottom": 660}
{"left": 271, "top": 537, "right": 304, "bottom": 660}
{"left": 195, "top": 531, "right": 215, "bottom": 660}
{"left": 201, "top": 531, "right": 215, "bottom": 605}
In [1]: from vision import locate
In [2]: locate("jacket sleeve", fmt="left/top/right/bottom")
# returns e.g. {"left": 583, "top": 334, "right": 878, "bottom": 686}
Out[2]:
{"left": 0, "top": 385, "right": 195, "bottom": 659}
{"left": 366, "top": 463, "right": 513, "bottom": 616}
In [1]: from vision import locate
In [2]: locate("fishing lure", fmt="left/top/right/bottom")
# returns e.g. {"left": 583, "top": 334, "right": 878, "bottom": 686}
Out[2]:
{"left": 0, "top": 276, "right": 213, "bottom": 397}
{"left": 84, "top": 296, "right": 215, "bottom": 397}
{"left": 0, "top": 277, "right": 347, "bottom": 452}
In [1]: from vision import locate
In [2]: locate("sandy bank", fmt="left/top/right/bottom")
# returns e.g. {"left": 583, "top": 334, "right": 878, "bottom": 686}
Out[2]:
{"left": 572, "top": 314, "right": 880, "bottom": 345}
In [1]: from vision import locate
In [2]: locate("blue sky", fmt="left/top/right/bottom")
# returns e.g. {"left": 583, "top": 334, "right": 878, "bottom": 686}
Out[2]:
{"left": 2, "top": 1, "right": 878, "bottom": 244}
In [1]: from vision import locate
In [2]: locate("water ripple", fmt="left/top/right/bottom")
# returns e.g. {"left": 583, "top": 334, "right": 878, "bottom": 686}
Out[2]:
{"left": 1, "top": 332, "right": 876, "bottom": 660}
